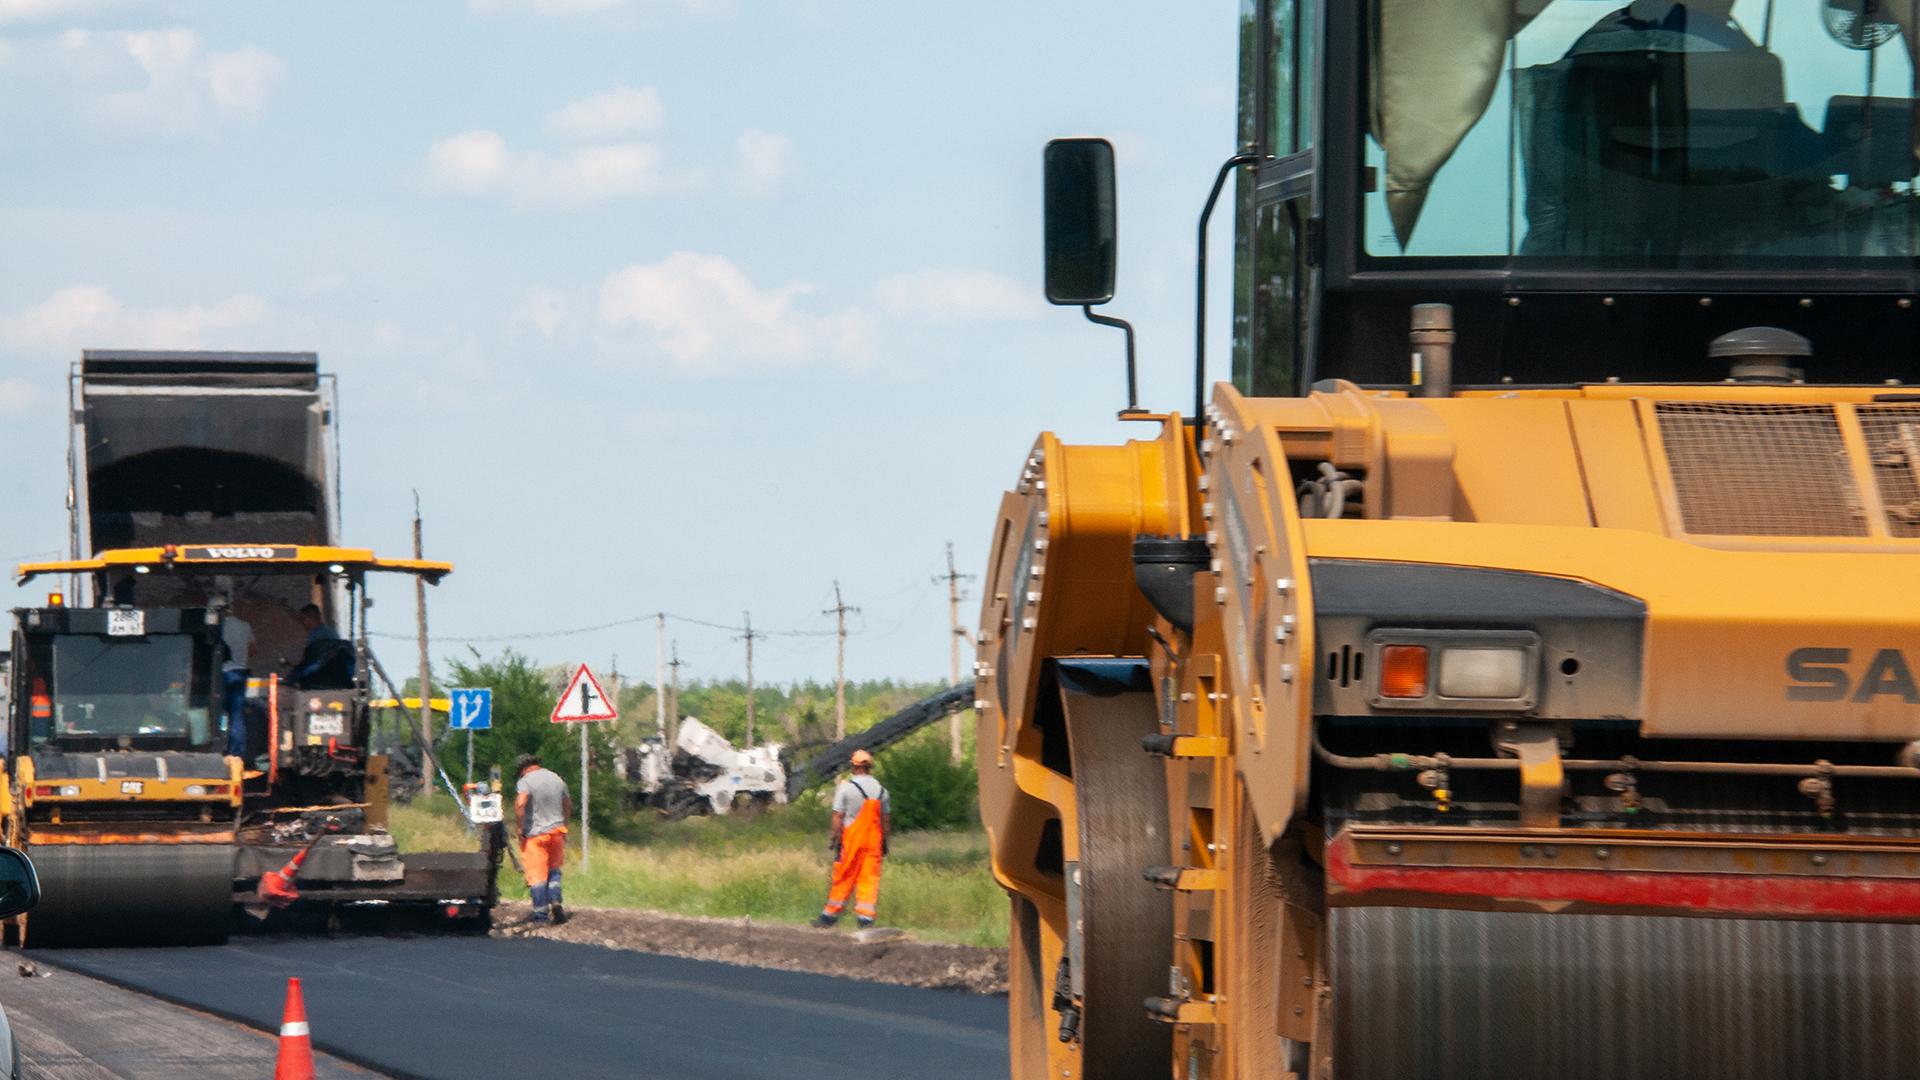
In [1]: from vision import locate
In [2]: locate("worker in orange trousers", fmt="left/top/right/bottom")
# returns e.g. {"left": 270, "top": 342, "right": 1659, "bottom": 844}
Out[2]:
{"left": 814, "top": 749, "right": 890, "bottom": 929}
{"left": 515, "top": 753, "right": 573, "bottom": 925}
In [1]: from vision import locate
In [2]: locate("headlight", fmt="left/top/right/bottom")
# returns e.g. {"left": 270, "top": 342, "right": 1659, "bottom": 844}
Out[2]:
{"left": 185, "top": 784, "right": 208, "bottom": 796}
{"left": 1368, "top": 629, "right": 1540, "bottom": 710}
{"left": 1438, "top": 648, "right": 1530, "bottom": 699}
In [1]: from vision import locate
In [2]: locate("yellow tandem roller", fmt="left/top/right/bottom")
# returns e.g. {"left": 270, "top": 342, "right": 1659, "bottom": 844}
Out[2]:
{"left": 26, "top": 845, "right": 234, "bottom": 947}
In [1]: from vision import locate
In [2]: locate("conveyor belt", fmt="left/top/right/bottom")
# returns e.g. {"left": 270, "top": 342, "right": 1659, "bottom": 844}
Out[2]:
{"left": 26, "top": 844, "right": 234, "bottom": 947}
{"left": 1332, "top": 906, "right": 1920, "bottom": 1080}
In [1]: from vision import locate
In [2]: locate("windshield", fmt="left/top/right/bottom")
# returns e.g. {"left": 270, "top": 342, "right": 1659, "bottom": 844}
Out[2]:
{"left": 49, "top": 635, "right": 211, "bottom": 744}
{"left": 1366, "top": 0, "right": 1920, "bottom": 263}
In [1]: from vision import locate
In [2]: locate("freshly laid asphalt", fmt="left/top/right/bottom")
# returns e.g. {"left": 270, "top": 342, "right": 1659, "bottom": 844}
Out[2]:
{"left": 38, "top": 936, "right": 1008, "bottom": 1080}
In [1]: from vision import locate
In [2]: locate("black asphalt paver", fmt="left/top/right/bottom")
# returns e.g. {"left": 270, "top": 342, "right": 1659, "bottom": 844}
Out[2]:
{"left": 37, "top": 936, "right": 1007, "bottom": 1080}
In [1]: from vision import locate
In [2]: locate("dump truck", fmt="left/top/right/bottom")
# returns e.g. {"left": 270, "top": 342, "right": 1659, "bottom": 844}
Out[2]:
{"left": 977, "top": 4, "right": 1920, "bottom": 1078}
{"left": 5, "top": 351, "right": 497, "bottom": 945}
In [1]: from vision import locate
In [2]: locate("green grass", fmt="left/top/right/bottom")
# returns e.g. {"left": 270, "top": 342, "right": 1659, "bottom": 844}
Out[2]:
{"left": 386, "top": 798, "right": 1008, "bottom": 947}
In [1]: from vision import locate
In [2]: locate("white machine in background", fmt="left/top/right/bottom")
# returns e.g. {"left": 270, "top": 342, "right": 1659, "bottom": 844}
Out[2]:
{"left": 620, "top": 717, "right": 788, "bottom": 819}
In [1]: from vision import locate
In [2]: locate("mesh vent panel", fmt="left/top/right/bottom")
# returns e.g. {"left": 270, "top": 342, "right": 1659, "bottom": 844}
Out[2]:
{"left": 1655, "top": 402, "right": 1866, "bottom": 537}
{"left": 1858, "top": 405, "right": 1920, "bottom": 538}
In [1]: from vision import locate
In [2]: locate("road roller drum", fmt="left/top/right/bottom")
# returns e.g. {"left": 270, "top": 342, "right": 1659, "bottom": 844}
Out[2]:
{"left": 25, "top": 845, "right": 234, "bottom": 948}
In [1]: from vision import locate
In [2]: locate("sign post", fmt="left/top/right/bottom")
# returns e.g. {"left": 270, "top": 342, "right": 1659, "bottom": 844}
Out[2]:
{"left": 550, "top": 664, "right": 617, "bottom": 872}
{"left": 449, "top": 688, "right": 493, "bottom": 792}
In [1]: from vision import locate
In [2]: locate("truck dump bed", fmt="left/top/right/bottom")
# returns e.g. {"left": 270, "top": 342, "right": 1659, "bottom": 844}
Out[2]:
{"left": 71, "top": 349, "right": 341, "bottom": 667}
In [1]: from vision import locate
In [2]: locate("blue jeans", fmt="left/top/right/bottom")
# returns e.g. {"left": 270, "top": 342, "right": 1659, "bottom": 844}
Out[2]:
{"left": 222, "top": 669, "right": 249, "bottom": 758}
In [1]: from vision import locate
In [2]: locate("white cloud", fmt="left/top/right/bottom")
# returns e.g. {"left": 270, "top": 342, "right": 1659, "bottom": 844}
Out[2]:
{"left": 424, "top": 130, "right": 510, "bottom": 193}
{"left": 734, "top": 129, "right": 790, "bottom": 194}
{"left": 546, "top": 85, "right": 664, "bottom": 140}
{"left": 101, "top": 29, "right": 285, "bottom": 132}
{"left": 469, "top": 0, "right": 726, "bottom": 15}
{"left": 509, "top": 286, "right": 571, "bottom": 338}
{"left": 0, "top": 285, "right": 273, "bottom": 350}
{"left": 0, "top": 0, "right": 116, "bottom": 24}
{"left": 470, "top": 0, "right": 622, "bottom": 11}
{"left": 424, "top": 129, "right": 665, "bottom": 207}
{"left": 875, "top": 269, "right": 1040, "bottom": 322}
{"left": 0, "top": 378, "right": 35, "bottom": 415}
{"left": 598, "top": 252, "right": 871, "bottom": 372}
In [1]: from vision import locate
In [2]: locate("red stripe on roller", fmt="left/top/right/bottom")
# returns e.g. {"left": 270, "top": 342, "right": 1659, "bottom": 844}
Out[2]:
{"left": 1325, "top": 832, "right": 1920, "bottom": 920}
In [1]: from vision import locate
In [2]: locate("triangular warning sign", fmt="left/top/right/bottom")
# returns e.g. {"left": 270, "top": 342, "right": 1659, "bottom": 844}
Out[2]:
{"left": 550, "top": 664, "right": 619, "bottom": 723}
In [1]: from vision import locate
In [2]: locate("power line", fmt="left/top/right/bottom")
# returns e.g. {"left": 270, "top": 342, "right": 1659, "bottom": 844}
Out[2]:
{"left": 935, "top": 542, "right": 977, "bottom": 763}
{"left": 740, "top": 611, "right": 760, "bottom": 745}
{"left": 369, "top": 608, "right": 836, "bottom": 645}
{"left": 823, "top": 581, "right": 861, "bottom": 740}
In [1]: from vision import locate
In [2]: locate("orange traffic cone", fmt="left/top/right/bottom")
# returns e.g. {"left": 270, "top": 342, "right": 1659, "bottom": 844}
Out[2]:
{"left": 274, "top": 977, "right": 315, "bottom": 1080}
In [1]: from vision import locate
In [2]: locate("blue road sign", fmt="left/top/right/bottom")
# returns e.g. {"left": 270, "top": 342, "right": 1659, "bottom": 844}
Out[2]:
{"left": 449, "top": 687, "right": 493, "bottom": 731}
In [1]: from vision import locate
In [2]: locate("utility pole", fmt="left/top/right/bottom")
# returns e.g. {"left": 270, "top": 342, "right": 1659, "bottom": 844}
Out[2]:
{"left": 741, "top": 611, "right": 759, "bottom": 745}
{"left": 936, "top": 542, "right": 977, "bottom": 763}
{"left": 413, "top": 492, "right": 433, "bottom": 801}
{"left": 822, "top": 582, "right": 861, "bottom": 740}
{"left": 654, "top": 613, "right": 667, "bottom": 740}
{"left": 668, "top": 643, "right": 683, "bottom": 748}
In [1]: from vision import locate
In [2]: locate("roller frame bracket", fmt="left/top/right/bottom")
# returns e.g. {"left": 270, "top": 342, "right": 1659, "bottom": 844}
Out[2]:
{"left": 1144, "top": 735, "right": 1229, "bottom": 759}
{"left": 1145, "top": 866, "right": 1222, "bottom": 891}
{"left": 1502, "top": 722, "right": 1564, "bottom": 830}
{"left": 1144, "top": 996, "right": 1218, "bottom": 1026}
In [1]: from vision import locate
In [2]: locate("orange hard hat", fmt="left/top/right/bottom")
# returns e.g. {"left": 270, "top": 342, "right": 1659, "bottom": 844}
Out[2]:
{"left": 850, "top": 749, "right": 874, "bottom": 766}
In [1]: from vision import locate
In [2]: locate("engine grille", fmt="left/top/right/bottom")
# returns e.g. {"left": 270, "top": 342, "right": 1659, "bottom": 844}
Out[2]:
{"left": 1857, "top": 405, "right": 1920, "bottom": 538}
{"left": 1655, "top": 401, "right": 1867, "bottom": 536}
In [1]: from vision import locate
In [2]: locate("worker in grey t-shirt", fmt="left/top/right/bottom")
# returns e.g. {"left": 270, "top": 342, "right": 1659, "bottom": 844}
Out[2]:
{"left": 514, "top": 753, "right": 573, "bottom": 925}
{"left": 814, "top": 749, "right": 891, "bottom": 929}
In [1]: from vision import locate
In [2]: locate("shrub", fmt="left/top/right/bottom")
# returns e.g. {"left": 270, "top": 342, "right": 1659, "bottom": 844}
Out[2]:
{"left": 872, "top": 733, "right": 977, "bottom": 832}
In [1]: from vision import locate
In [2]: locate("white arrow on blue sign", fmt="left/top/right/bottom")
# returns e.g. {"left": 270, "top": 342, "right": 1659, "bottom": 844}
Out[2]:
{"left": 448, "top": 687, "right": 493, "bottom": 731}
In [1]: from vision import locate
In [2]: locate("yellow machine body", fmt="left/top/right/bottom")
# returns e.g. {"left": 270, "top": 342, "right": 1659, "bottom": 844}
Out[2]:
{"left": 977, "top": 381, "right": 1920, "bottom": 1078}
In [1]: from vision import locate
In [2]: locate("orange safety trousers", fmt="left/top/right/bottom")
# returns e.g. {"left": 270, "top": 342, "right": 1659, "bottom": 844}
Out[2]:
{"left": 823, "top": 795, "right": 884, "bottom": 921}
{"left": 521, "top": 827, "right": 567, "bottom": 888}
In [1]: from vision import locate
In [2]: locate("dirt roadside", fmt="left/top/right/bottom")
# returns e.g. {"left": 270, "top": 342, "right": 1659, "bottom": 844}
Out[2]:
{"left": 492, "top": 902, "right": 1008, "bottom": 994}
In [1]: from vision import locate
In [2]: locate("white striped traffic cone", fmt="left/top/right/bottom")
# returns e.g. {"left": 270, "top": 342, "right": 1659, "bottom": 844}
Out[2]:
{"left": 274, "top": 976, "right": 315, "bottom": 1080}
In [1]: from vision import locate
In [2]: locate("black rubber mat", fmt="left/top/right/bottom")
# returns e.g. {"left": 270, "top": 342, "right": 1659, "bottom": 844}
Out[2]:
{"left": 39, "top": 936, "right": 1007, "bottom": 1080}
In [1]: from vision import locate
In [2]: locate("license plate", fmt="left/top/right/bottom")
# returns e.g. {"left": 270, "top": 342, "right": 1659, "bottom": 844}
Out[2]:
{"left": 107, "top": 610, "right": 145, "bottom": 637}
{"left": 307, "top": 714, "right": 345, "bottom": 737}
{"left": 468, "top": 793, "right": 503, "bottom": 824}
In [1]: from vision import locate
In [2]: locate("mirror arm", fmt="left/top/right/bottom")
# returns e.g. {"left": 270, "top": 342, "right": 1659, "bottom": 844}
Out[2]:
{"left": 1082, "top": 306, "right": 1142, "bottom": 414}
{"left": 1194, "top": 150, "right": 1263, "bottom": 420}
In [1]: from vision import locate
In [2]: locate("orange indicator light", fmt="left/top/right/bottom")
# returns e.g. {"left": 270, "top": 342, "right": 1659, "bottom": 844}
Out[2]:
{"left": 1379, "top": 645, "right": 1430, "bottom": 699}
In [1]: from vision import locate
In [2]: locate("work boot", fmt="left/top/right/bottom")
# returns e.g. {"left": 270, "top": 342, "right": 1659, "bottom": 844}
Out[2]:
{"left": 811, "top": 913, "right": 839, "bottom": 928}
{"left": 550, "top": 904, "right": 568, "bottom": 926}
{"left": 856, "top": 916, "right": 875, "bottom": 930}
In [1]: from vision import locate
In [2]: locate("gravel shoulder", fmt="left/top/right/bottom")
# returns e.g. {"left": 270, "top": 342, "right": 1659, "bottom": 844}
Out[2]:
{"left": 494, "top": 901, "right": 1009, "bottom": 994}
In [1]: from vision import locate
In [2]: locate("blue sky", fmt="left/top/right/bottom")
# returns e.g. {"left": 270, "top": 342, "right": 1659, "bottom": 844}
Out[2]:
{"left": 0, "top": 0, "right": 1238, "bottom": 686}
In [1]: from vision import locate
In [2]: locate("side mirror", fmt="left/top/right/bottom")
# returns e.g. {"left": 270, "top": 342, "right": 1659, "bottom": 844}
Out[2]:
{"left": 1043, "top": 138, "right": 1117, "bottom": 306}
{"left": 0, "top": 849, "right": 40, "bottom": 920}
